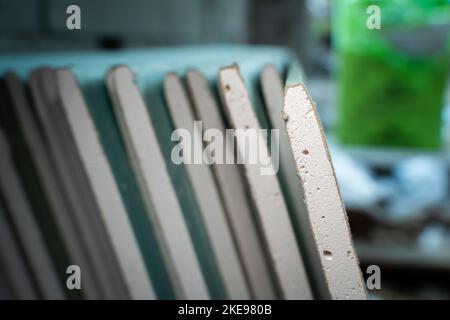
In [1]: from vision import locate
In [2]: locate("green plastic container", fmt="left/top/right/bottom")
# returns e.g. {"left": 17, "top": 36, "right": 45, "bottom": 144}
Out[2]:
{"left": 334, "top": 0, "right": 450, "bottom": 150}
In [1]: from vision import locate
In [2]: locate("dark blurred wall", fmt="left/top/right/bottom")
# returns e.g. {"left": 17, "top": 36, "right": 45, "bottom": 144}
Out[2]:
{"left": 0, "top": 0, "right": 309, "bottom": 68}
{"left": 249, "top": 0, "right": 310, "bottom": 73}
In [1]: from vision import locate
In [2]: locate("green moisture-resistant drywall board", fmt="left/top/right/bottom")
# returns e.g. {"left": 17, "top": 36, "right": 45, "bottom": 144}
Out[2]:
{"left": 0, "top": 45, "right": 294, "bottom": 299}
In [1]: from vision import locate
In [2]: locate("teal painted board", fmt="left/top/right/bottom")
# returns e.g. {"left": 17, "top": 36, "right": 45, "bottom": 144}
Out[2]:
{"left": 0, "top": 46, "right": 292, "bottom": 81}
{"left": 0, "top": 46, "right": 295, "bottom": 299}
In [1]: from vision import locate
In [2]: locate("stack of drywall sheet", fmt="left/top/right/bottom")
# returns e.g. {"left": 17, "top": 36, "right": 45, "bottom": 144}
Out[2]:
{"left": 0, "top": 46, "right": 366, "bottom": 300}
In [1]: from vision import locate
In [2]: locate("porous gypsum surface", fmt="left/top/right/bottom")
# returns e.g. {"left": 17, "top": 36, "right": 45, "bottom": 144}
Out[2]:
{"left": 283, "top": 82, "right": 367, "bottom": 300}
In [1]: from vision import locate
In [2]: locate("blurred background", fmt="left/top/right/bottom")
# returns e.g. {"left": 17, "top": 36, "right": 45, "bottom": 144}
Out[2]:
{"left": 1, "top": 0, "right": 450, "bottom": 299}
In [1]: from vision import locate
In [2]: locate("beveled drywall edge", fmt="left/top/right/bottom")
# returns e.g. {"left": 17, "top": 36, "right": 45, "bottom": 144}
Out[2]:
{"left": 2, "top": 73, "right": 98, "bottom": 299}
{"left": 218, "top": 65, "right": 313, "bottom": 300}
{"left": 185, "top": 70, "right": 277, "bottom": 299}
{"left": 261, "top": 65, "right": 330, "bottom": 299}
{"left": 164, "top": 73, "right": 249, "bottom": 300}
{"left": 283, "top": 73, "right": 367, "bottom": 300}
{"left": 0, "top": 129, "right": 63, "bottom": 299}
{"left": 56, "top": 69, "right": 155, "bottom": 300}
{"left": 106, "top": 66, "right": 209, "bottom": 300}
{"left": 29, "top": 68, "right": 129, "bottom": 300}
